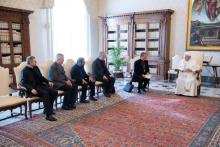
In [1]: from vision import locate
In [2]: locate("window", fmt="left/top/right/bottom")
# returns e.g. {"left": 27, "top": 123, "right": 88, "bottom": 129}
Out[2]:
{"left": 52, "top": 0, "right": 88, "bottom": 60}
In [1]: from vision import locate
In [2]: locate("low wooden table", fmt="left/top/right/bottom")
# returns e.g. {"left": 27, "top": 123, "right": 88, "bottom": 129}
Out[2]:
{"left": 203, "top": 64, "right": 220, "bottom": 87}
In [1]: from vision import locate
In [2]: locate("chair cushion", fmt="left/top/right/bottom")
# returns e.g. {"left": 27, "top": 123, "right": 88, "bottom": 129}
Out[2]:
{"left": 0, "top": 96, "right": 26, "bottom": 109}
{"left": 95, "top": 81, "right": 103, "bottom": 85}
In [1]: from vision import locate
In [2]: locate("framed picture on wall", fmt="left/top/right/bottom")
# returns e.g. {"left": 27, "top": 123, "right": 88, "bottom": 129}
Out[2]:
{"left": 186, "top": 0, "right": 220, "bottom": 51}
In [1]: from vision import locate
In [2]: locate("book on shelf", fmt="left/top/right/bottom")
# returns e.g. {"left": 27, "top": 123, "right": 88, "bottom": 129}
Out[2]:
{"left": 0, "top": 21, "right": 8, "bottom": 29}
{"left": 0, "top": 30, "right": 9, "bottom": 41}
{"left": 108, "top": 42, "right": 117, "bottom": 48}
{"left": 149, "top": 68, "right": 157, "bottom": 74}
{"left": 136, "top": 32, "right": 146, "bottom": 39}
{"left": 148, "top": 32, "right": 159, "bottom": 39}
{"left": 148, "top": 51, "right": 159, "bottom": 56}
{"left": 136, "top": 24, "right": 146, "bottom": 30}
{"left": 12, "top": 23, "right": 21, "bottom": 30}
{"left": 13, "top": 44, "right": 22, "bottom": 53}
{"left": 12, "top": 30, "right": 21, "bottom": 41}
{"left": 1, "top": 43, "right": 10, "bottom": 54}
{"left": 120, "top": 42, "right": 128, "bottom": 48}
{"left": 135, "top": 50, "right": 145, "bottom": 56}
{"left": 136, "top": 41, "right": 146, "bottom": 48}
{"left": 149, "top": 23, "right": 160, "bottom": 29}
{"left": 2, "top": 56, "right": 11, "bottom": 64}
{"left": 108, "top": 33, "right": 117, "bottom": 40}
{"left": 120, "top": 33, "right": 128, "bottom": 39}
{"left": 148, "top": 41, "right": 159, "bottom": 48}
{"left": 14, "top": 55, "right": 22, "bottom": 64}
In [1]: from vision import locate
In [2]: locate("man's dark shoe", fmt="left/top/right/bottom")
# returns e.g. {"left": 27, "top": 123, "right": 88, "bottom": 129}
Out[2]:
{"left": 80, "top": 100, "right": 90, "bottom": 103}
{"left": 43, "top": 110, "right": 56, "bottom": 115}
{"left": 69, "top": 104, "right": 76, "bottom": 109}
{"left": 90, "top": 97, "right": 97, "bottom": 101}
{"left": 62, "top": 106, "right": 73, "bottom": 110}
{"left": 142, "top": 89, "right": 146, "bottom": 92}
{"left": 138, "top": 90, "right": 142, "bottom": 94}
{"left": 45, "top": 115, "right": 57, "bottom": 121}
{"left": 104, "top": 93, "right": 111, "bottom": 98}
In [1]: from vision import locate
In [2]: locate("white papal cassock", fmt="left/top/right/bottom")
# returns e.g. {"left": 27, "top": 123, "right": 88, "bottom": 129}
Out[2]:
{"left": 175, "top": 58, "right": 200, "bottom": 96}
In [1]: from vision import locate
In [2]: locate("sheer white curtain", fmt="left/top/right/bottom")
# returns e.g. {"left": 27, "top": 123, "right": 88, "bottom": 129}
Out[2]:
{"left": 52, "top": 0, "right": 88, "bottom": 60}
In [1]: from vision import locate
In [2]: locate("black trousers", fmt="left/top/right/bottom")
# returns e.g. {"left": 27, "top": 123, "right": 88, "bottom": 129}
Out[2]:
{"left": 138, "top": 77, "right": 149, "bottom": 91}
{"left": 35, "top": 86, "right": 58, "bottom": 116}
{"left": 98, "top": 76, "right": 115, "bottom": 95}
{"left": 59, "top": 84, "right": 77, "bottom": 107}
{"left": 78, "top": 80, "right": 95, "bottom": 101}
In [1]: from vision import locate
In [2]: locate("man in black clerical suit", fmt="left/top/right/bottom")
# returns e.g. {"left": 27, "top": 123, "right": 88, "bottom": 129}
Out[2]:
{"left": 49, "top": 53, "right": 78, "bottom": 110}
{"left": 92, "top": 52, "right": 115, "bottom": 97}
{"left": 20, "top": 56, "right": 58, "bottom": 121}
{"left": 71, "top": 57, "right": 97, "bottom": 103}
{"left": 132, "top": 52, "right": 150, "bottom": 94}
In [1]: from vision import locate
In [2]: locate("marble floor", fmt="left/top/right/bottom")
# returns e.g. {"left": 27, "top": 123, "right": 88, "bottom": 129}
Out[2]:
{"left": 0, "top": 79, "right": 219, "bottom": 126}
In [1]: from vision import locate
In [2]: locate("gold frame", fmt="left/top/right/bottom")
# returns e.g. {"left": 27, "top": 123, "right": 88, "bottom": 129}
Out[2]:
{"left": 186, "top": 0, "right": 220, "bottom": 51}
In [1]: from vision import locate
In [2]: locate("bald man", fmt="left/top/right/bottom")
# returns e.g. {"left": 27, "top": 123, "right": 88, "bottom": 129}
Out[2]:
{"left": 92, "top": 52, "right": 115, "bottom": 98}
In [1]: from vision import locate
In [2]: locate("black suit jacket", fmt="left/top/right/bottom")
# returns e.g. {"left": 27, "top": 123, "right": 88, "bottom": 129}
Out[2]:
{"left": 20, "top": 66, "right": 49, "bottom": 92}
{"left": 132, "top": 59, "right": 149, "bottom": 81}
{"left": 92, "top": 58, "right": 110, "bottom": 81}
{"left": 71, "top": 64, "right": 88, "bottom": 84}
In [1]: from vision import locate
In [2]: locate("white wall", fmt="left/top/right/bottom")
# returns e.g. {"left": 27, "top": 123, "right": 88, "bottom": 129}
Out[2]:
{"left": 0, "top": 0, "right": 51, "bottom": 64}
{"left": 98, "top": 0, "right": 220, "bottom": 76}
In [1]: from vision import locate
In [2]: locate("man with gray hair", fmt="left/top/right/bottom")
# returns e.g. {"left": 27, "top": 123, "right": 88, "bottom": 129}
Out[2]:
{"left": 20, "top": 56, "right": 58, "bottom": 121}
{"left": 71, "top": 57, "right": 97, "bottom": 103}
{"left": 49, "top": 53, "right": 77, "bottom": 110}
{"left": 92, "top": 52, "right": 115, "bottom": 97}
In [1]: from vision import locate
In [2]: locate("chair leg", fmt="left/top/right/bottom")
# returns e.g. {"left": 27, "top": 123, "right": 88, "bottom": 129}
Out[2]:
{"left": 20, "top": 106, "right": 22, "bottom": 114}
{"left": 29, "top": 102, "right": 32, "bottom": 118}
{"left": 24, "top": 103, "right": 28, "bottom": 119}
{"left": 55, "top": 98, "right": 58, "bottom": 110}
{"left": 10, "top": 109, "right": 13, "bottom": 117}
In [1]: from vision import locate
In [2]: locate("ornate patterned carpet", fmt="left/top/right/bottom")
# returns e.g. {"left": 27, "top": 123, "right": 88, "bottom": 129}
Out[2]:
{"left": 0, "top": 90, "right": 219, "bottom": 146}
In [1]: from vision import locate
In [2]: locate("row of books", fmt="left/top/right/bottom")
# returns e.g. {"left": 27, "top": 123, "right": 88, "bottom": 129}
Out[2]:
{"left": 136, "top": 41, "right": 146, "bottom": 48}
{"left": 0, "top": 30, "right": 21, "bottom": 41}
{"left": 1, "top": 43, "right": 10, "bottom": 54}
{"left": 148, "top": 51, "right": 159, "bottom": 56}
{"left": 119, "top": 42, "right": 128, "bottom": 47}
{"left": 12, "top": 23, "right": 21, "bottom": 30}
{"left": 12, "top": 30, "right": 21, "bottom": 41}
{"left": 135, "top": 50, "right": 159, "bottom": 56}
{"left": 149, "top": 68, "right": 157, "bottom": 74}
{"left": 148, "top": 41, "right": 159, "bottom": 48}
{"left": 1, "top": 43, "right": 22, "bottom": 54}
{"left": 0, "top": 30, "right": 9, "bottom": 41}
{"left": 119, "top": 33, "right": 128, "bottom": 39}
{"left": 148, "top": 32, "right": 159, "bottom": 39}
{"left": 136, "top": 23, "right": 160, "bottom": 30}
{"left": 0, "top": 21, "right": 8, "bottom": 29}
{"left": 108, "top": 33, "right": 117, "bottom": 40}
{"left": 2, "top": 55, "right": 22, "bottom": 64}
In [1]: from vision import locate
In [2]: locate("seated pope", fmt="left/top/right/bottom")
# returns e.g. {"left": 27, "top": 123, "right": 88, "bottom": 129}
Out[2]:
{"left": 175, "top": 52, "right": 200, "bottom": 96}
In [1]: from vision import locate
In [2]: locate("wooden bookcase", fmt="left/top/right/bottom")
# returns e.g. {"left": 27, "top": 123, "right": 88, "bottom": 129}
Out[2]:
{"left": 100, "top": 9, "right": 174, "bottom": 80}
{"left": 0, "top": 6, "right": 33, "bottom": 84}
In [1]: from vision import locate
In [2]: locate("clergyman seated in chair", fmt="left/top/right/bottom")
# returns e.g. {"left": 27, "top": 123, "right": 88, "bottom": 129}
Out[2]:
{"left": 71, "top": 57, "right": 97, "bottom": 103}
{"left": 20, "top": 56, "right": 58, "bottom": 121}
{"left": 175, "top": 52, "right": 200, "bottom": 96}
{"left": 92, "top": 52, "right": 115, "bottom": 98}
{"left": 132, "top": 52, "right": 150, "bottom": 94}
{"left": 49, "top": 53, "right": 78, "bottom": 110}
